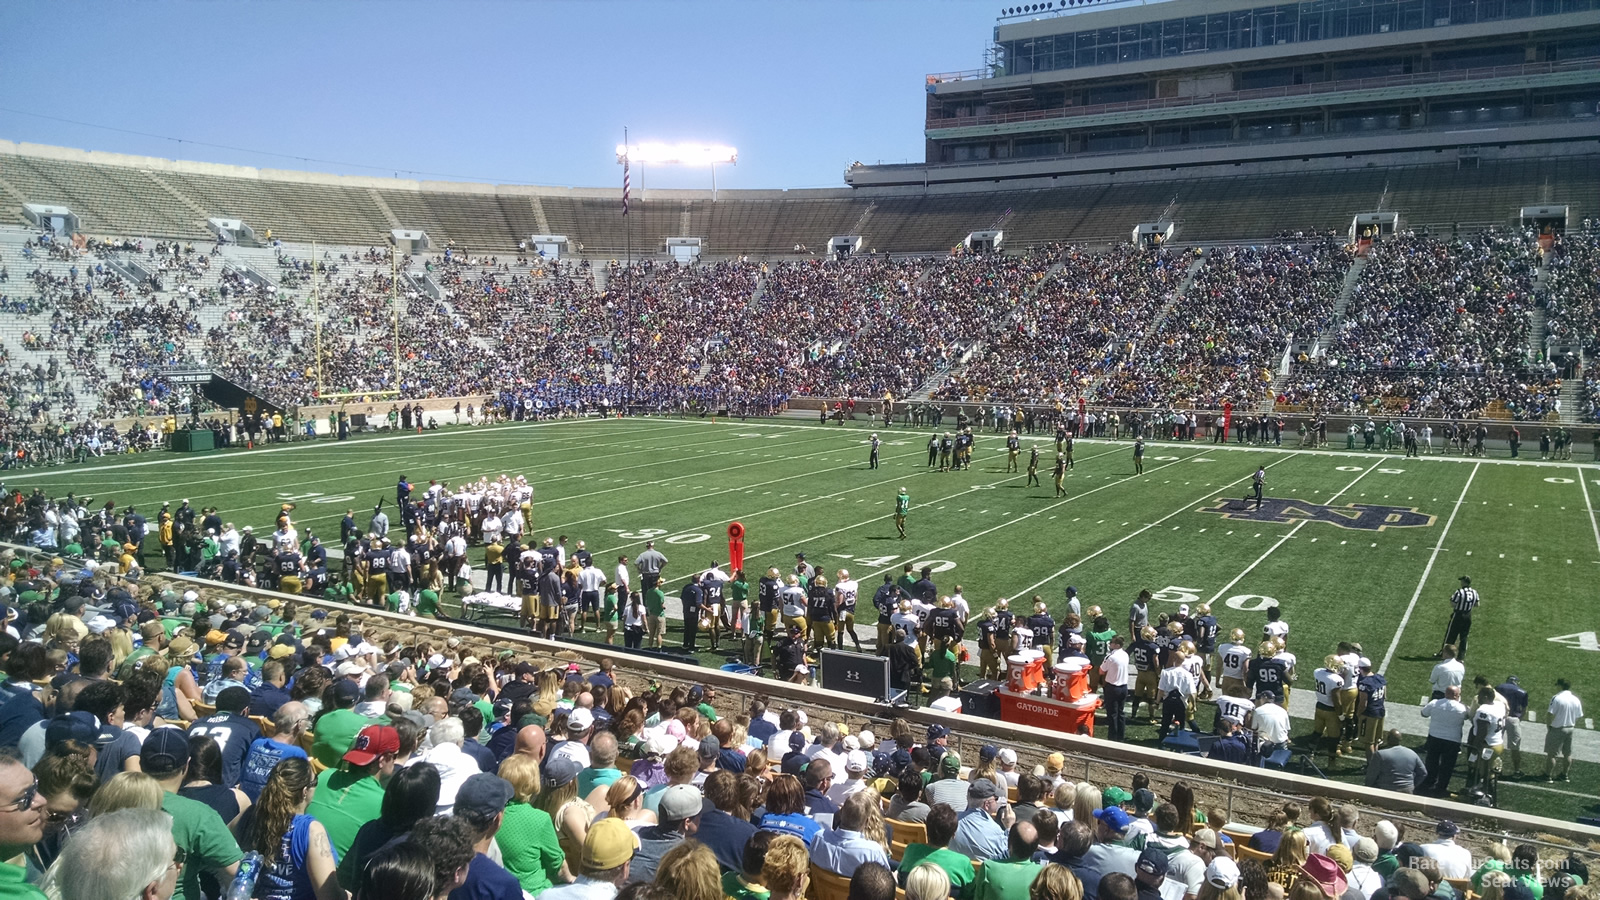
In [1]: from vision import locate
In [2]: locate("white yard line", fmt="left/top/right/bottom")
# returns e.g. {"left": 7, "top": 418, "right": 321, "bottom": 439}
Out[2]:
{"left": 703, "top": 419, "right": 1600, "bottom": 471}
{"left": 1206, "top": 457, "right": 1381, "bottom": 604}
{"left": 545, "top": 445, "right": 933, "bottom": 538}
{"left": 278, "top": 436, "right": 924, "bottom": 537}
{"left": 130, "top": 424, "right": 841, "bottom": 520}
{"left": 1013, "top": 453, "right": 1303, "bottom": 599}
{"left": 843, "top": 448, "right": 1212, "bottom": 584}
{"left": 0, "top": 416, "right": 673, "bottom": 482}
{"left": 587, "top": 470, "right": 930, "bottom": 560}
{"left": 1378, "top": 461, "right": 1480, "bottom": 674}
{"left": 655, "top": 445, "right": 1135, "bottom": 588}
{"left": 1577, "top": 465, "right": 1600, "bottom": 558}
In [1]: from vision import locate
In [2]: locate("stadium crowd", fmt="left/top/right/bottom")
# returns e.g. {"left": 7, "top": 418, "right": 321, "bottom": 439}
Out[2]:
{"left": 1281, "top": 234, "right": 1560, "bottom": 420}
{"left": 1097, "top": 244, "right": 1350, "bottom": 410}
{"left": 1, "top": 227, "right": 1593, "bottom": 445}
{"left": 1541, "top": 233, "right": 1600, "bottom": 421}
{"left": 0, "top": 535, "right": 1594, "bottom": 900}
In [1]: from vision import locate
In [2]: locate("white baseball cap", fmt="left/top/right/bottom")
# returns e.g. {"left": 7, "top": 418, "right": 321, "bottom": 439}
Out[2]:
{"left": 567, "top": 708, "right": 594, "bottom": 732}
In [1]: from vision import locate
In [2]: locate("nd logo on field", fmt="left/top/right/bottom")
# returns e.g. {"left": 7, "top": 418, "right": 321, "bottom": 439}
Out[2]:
{"left": 1199, "top": 498, "right": 1437, "bottom": 531}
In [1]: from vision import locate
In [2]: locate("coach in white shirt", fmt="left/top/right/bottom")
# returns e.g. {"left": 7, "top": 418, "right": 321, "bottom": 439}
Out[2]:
{"left": 614, "top": 555, "right": 632, "bottom": 597}
{"left": 1419, "top": 686, "right": 1468, "bottom": 796}
{"left": 1100, "top": 635, "right": 1132, "bottom": 742}
{"left": 1546, "top": 678, "right": 1583, "bottom": 781}
{"left": 1252, "top": 692, "right": 1291, "bottom": 754}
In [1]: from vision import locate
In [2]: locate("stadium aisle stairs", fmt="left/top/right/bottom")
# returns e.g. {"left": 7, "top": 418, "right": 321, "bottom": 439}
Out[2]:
{"left": 1559, "top": 360, "right": 1585, "bottom": 423}
{"left": 1087, "top": 249, "right": 1206, "bottom": 399}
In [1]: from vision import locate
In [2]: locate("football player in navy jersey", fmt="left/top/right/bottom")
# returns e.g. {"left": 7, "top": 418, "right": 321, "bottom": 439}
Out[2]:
{"left": 1355, "top": 658, "right": 1388, "bottom": 756}
{"left": 976, "top": 607, "right": 1002, "bottom": 680}
{"left": 993, "top": 598, "right": 1017, "bottom": 657}
{"left": 928, "top": 596, "right": 963, "bottom": 662}
{"left": 1129, "top": 626, "right": 1162, "bottom": 721}
{"left": 1026, "top": 599, "right": 1055, "bottom": 653}
{"left": 871, "top": 575, "right": 900, "bottom": 656}
{"left": 1247, "top": 640, "right": 1289, "bottom": 705}
{"left": 1191, "top": 603, "right": 1220, "bottom": 696}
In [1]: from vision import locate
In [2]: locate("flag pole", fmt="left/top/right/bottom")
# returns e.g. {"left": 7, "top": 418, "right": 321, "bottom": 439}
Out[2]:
{"left": 623, "top": 126, "right": 632, "bottom": 412}
{"left": 624, "top": 126, "right": 632, "bottom": 270}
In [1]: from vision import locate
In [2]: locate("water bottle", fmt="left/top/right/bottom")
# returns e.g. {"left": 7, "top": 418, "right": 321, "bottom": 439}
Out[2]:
{"left": 224, "top": 851, "right": 263, "bottom": 900}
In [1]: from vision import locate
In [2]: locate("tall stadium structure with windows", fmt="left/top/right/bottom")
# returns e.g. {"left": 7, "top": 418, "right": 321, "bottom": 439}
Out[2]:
{"left": 847, "top": 0, "right": 1600, "bottom": 187}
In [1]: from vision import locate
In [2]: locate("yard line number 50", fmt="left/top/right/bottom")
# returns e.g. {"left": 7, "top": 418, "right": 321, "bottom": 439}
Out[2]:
{"left": 1149, "top": 585, "right": 1279, "bottom": 612}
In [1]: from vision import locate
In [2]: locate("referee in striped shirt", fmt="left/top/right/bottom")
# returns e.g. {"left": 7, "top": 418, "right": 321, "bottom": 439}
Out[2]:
{"left": 1441, "top": 575, "right": 1480, "bottom": 662}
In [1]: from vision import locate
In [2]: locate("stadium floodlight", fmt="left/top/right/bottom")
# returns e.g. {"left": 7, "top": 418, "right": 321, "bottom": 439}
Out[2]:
{"left": 615, "top": 142, "right": 738, "bottom": 166}
{"left": 616, "top": 141, "right": 738, "bottom": 200}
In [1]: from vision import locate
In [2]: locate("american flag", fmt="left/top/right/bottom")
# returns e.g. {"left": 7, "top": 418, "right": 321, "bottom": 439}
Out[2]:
{"left": 622, "top": 155, "right": 630, "bottom": 217}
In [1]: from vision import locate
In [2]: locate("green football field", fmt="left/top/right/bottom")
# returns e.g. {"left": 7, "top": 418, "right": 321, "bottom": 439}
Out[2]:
{"left": 9, "top": 415, "right": 1600, "bottom": 821}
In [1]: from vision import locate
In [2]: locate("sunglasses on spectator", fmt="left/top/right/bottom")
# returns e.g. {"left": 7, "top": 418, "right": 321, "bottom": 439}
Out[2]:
{"left": 1, "top": 780, "right": 39, "bottom": 813}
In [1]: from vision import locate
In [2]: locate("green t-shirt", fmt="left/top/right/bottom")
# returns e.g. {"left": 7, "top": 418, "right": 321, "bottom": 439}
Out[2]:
{"left": 723, "top": 871, "right": 770, "bottom": 900}
{"left": 306, "top": 767, "right": 386, "bottom": 857}
{"left": 385, "top": 591, "right": 405, "bottom": 612}
{"left": 973, "top": 860, "right": 1042, "bottom": 900}
{"left": 163, "top": 791, "right": 244, "bottom": 900}
{"left": 730, "top": 580, "right": 749, "bottom": 605}
{"left": 645, "top": 587, "right": 666, "bottom": 616}
{"left": 417, "top": 590, "right": 440, "bottom": 617}
{"left": 310, "top": 708, "right": 377, "bottom": 768}
{"left": 602, "top": 590, "right": 618, "bottom": 621}
{"left": 897, "top": 574, "right": 919, "bottom": 595}
{"left": 498, "top": 801, "right": 565, "bottom": 895}
{"left": 931, "top": 648, "right": 959, "bottom": 682}
{"left": 0, "top": 862, "right": 46, "bottom": 900}
{"left": 900, "top": 845, "right": 976, "bottom": 898}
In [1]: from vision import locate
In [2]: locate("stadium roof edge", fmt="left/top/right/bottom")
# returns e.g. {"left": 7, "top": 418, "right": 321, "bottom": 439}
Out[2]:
{"left": 0, "top": 139, "right": 866, "bottom": 202}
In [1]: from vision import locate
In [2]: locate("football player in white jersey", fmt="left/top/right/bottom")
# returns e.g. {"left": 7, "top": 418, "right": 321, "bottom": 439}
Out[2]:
{"left": 1311, "top": 655, "right": 1348, "bottom": 765}
{"left": 1178, "top": 639, "right": 1211, "bottom": 721}
{"left": 1334, "top": 641, "right": 1364, "bottom": 754}
{"left": 1213, "top": 685, "right": 1256, "bottom": 733}
{"left": 1272, "top": 636, "right": 1298, "bottom": 705}
{"left": 835, "top": 569, "right": 862, "bottom": 651}
{"left": 1470, "top": 685, "right": 1507, "bottom": 801}
{"left": 1216, "top": 628, "right": 1253, "bottom": 695}
{"left": 1263, "top": 604, "right": 1290, "bottom": 642}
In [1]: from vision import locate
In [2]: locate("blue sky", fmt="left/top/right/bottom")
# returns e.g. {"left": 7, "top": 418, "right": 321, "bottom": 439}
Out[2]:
{"left": 0, "top": 1, "right": 1001, "bottom": 191}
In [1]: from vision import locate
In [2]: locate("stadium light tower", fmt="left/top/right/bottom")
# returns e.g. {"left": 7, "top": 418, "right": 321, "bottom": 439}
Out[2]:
{"left": 616, "top": 141, "right": 738, "bottom": 200}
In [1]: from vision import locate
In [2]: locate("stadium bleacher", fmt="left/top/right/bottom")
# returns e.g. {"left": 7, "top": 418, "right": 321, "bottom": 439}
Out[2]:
{"left": 1, "top": 140, "right": 1598, "bottom": 429}
{"left": 6, "top": 142, "right": 1598, "bottom": 253}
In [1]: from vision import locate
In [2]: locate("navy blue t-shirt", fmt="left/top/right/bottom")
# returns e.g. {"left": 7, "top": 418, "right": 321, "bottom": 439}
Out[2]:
{"left": 450, "top": 853, "right": 523, "bottom": 900}
{"left": 748, "top": 717, "right": 778, "bottom": 746}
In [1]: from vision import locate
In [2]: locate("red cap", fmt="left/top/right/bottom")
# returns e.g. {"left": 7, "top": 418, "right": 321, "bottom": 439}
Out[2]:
{"left": 343, "top": 725, "right": 400, "bottom": 766}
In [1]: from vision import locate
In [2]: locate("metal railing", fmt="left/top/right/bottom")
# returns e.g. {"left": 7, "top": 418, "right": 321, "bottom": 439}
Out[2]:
{"left": 934, "top": 54, "right": 1600, "bottom": 128}
{"left": 926, "top": 56, "right": 1600, "bottom": 129}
